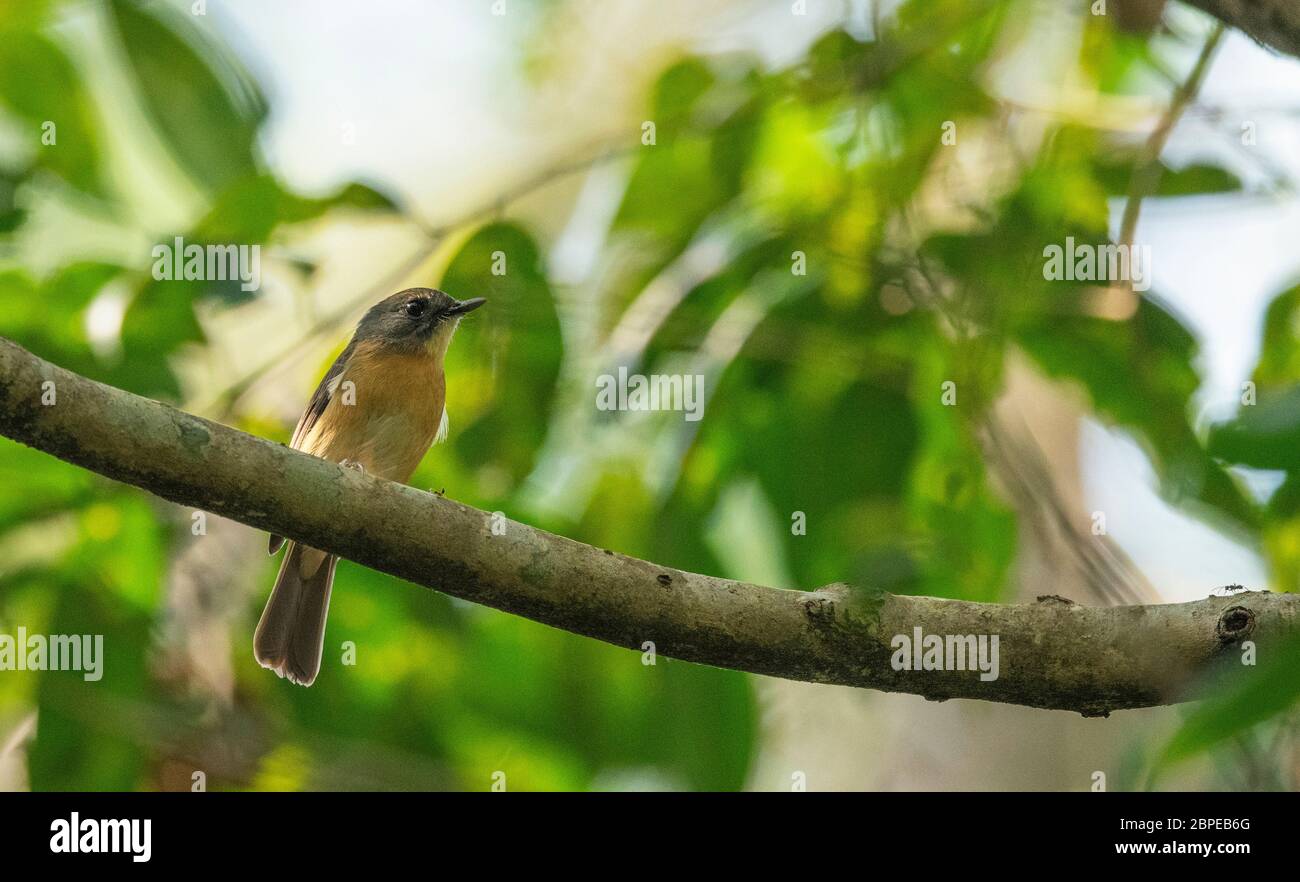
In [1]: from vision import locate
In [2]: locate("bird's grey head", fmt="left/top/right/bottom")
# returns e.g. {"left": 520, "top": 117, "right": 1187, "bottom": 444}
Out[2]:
{"left": 354, "top": 288, "right": 486, "bottom": 357}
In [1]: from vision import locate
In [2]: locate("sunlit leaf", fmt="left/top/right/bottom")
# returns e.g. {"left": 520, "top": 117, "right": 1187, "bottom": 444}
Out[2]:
{"left": 1253, "top": 282, "right": 1300, "bottom": 389}
{"left": 108, "top": 0, "right": 265, "bottom": 194}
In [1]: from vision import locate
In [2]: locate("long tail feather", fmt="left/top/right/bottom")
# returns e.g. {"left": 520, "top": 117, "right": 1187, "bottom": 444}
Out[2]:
{"left": 253, "top": 542, "right": 337, "bottom": 686}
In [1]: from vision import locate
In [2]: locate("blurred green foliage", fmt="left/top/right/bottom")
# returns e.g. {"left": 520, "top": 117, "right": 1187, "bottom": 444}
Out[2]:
{"left": 0, "top": 0, "right": 1293, "bottom": 790}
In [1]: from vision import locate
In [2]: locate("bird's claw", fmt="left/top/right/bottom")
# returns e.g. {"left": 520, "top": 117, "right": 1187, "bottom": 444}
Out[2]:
{"left": 340, "top": 459, "right": 366, "bottom": 473}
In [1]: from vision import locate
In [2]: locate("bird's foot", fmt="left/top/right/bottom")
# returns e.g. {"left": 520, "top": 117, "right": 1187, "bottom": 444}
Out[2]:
{"left": 339, "top": 459, "right": 367, "bottom": 473}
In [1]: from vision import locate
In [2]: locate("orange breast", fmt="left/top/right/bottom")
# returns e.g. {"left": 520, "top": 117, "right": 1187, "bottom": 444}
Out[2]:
{"left": 300, "top": 341, "right": 446, "bottom": 483}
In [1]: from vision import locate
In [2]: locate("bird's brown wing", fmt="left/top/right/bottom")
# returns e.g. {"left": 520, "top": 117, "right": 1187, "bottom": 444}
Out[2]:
{"left": 268, "top": 340, "right": 356, "bottom": 555}
{"left": 289, "top": 340, "right": 356, "bottom": 451}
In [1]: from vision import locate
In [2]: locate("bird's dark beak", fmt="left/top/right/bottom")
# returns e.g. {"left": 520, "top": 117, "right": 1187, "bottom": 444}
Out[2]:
{"left": 447, "top": 297, "right": 486, "bottom": 316}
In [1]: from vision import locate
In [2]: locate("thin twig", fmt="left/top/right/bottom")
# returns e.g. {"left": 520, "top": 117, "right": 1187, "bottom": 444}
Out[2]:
{"left": 1118, "top": 24, "right": 1226, "bottom": 258}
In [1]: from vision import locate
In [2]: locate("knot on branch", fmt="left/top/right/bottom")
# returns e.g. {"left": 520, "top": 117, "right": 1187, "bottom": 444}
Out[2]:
{"left": 1215, "top": 605, "right": 1255, "bottom": 643}
{"left": 802, "top": 593, "right": 837, "bottom": 631}
{"left": 1036, "top": 594, "right": 1076, "bottom": 606}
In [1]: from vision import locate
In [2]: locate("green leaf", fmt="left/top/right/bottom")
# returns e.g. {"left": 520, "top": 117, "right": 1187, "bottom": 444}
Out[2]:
{"left": 108, "top": 0, "right": 265, "bottom": 194}
{"left": 456, "top": 599, "right": 755, "bottom": 791}
{"left": 0, "top": 440, "right": 95, "bottom": 531}
{"left": 1253, "top": 282, "right": 1300, "bottom": 389}
{"left": 0, "top": 1, "right": 52, "bottom": 29}
{"left": 113, "top": 275, "right": 205, "bottom": 399}
{"left": 1017, "top": 298, "right": 1258, "bottom": 529}
{"left": 905, "top": 332, "right": 1015, "bottom": 602}
{"left": 692, "top": 287, "right": 924, "bottom": 589}
{"left": 437, "top": 223, "right": 562, "bottom": 491}
{"left": 651, "top": 57, "right": 715, "bottom": 131}
{"left": 193, "top": 174, "right": 398, "bottom": 244}
{"left": 0, "top": 30, "right": 106, "bottom": 195}
{"left": 1159, "top": 628, "right": 1300, "bottom": 768}
{"left": 1208, "top": 385, "right": 1300, "bottom": 471}
{"left": 0, "top": 262, "right": 202, "bottom": 400}
{"left": 0, "top": 263, "right": 128, "bottom": 383}
{"left": 0, "top": 164, "right": 27, "bottom": 232}
{"left": 26, "top": 576, "right": 156, "bottom": 790}
{"left": 1094, "top": 159, "right": 1243, "bottom": 198}
{"left": 23, "top": 490, "right": 172, "bottom": 790}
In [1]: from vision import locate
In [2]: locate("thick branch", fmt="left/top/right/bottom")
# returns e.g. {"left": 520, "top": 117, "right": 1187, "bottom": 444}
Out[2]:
{"left": 0, "top": 336, "right": 1296, "bottom": 715}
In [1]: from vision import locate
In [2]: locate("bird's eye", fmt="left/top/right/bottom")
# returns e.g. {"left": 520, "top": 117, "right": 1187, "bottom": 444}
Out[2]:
{"left": 404, "top": 299, "right": 428, "bottom": 318}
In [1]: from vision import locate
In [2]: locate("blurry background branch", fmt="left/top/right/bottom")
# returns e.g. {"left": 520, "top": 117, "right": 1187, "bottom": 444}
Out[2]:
{"left": 1118, "top": 23, "right": 1225, "bottom": 259}
{"left": 2, "top": 336, "right": 1296, "bottom": 717}
{"left": 1183, "top": 0, "right": 1300, "bottom": 58}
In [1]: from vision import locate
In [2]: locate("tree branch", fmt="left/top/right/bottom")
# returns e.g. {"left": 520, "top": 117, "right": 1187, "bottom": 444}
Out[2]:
{"left": 1, "top": 336, "right": 1296, "bottom": 715}
{"left": 1182, "top": 0, "right": 1300, "bottom": 60}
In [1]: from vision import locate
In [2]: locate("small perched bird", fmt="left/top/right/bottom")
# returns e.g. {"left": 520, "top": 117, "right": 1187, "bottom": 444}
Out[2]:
{"left": 254, "top": 288, "right": 485, "bottom": 686}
